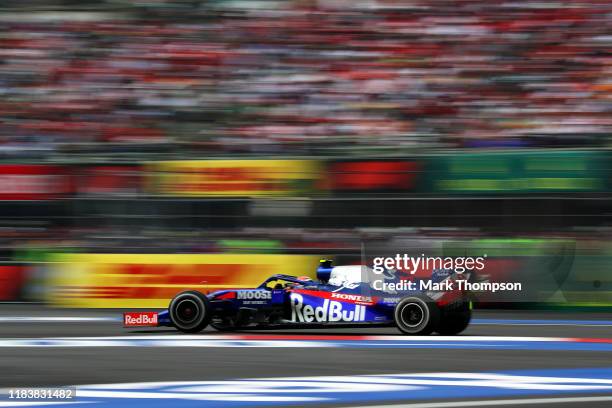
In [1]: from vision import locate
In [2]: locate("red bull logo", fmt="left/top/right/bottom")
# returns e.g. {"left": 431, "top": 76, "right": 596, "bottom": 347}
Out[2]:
{"left": 123, "top": 312, "right": 158, "bottom": 327}
{"left": 290, "top": 293, "right": 366, "bottom": 323}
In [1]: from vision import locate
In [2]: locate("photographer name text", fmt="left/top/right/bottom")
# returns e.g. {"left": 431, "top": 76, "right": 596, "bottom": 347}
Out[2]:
{"left": 372, "top": 279, "right": 522, "bottom": 293}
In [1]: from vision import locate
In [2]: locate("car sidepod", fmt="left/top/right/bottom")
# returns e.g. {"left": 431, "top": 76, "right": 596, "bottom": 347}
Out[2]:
{"left": 287, "top": 288, "right": 393, "bottom": 324}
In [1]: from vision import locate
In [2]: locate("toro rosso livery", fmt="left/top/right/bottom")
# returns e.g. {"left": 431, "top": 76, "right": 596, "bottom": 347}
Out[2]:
{"left": 124, "top": 260, "right": 473, "bottom": 335}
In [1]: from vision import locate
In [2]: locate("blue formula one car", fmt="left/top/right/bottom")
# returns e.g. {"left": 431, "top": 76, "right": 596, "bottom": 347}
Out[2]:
{"left": 125, "top": 260, "right": 472, "bottom": 335}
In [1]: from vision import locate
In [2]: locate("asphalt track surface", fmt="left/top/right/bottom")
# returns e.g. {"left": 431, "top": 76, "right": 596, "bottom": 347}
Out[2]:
{"left": 0, "top": 306, "right": 610, "bottom": 408}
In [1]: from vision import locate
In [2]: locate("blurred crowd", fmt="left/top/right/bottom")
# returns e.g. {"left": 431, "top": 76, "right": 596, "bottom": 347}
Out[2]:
{"left": 0, "top": 0, "right": 611, "bottom": 157}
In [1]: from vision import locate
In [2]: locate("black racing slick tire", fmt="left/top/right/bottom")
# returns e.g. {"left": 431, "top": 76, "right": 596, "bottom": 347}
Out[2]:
{"left": 169, "top": 291, "right": 211, "bottom": 333}
{"left": 394, "top": 295, "right": 440, "bottom": 335}
{"left": 437, "top": 301, "right": 472, "bottom": 335}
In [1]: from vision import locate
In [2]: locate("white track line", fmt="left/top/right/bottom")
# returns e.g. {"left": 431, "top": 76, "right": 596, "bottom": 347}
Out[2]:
{"left": 0, "top": 402, "right": 86, "bottom": 407}
{"left": 367, "top": 336, "right": 569, "bottom": 342}
{"left": 349, "top": 395, "right": 612, "bottom": 408}
{"left": 474, "top": 323, "right": 612, "bottom": 327}
{"left": 0, "top": 317, "right": 117, "bottom": 323}
{"left": 0, "top": 335, "right": 600, "bottom": 348}
{"left": 0, "top": 335, "right": 571, "bottom": 341}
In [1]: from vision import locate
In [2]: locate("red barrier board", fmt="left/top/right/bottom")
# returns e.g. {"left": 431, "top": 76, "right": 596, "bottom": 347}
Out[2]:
{"left": 0, "top": 165, "right": 72, "bottom": 200}
{"left": 77, "top": 165, "right": 141, "bottom": 195}
{"left": 0, "top": 265, "right": 25, "bottom": 300}
{"left": 329, "top": 161, "right": 420, "bottom": 191}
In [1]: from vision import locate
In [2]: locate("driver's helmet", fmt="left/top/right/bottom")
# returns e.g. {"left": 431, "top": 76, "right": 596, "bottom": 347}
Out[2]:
{"left": 297, "top": 276, "right": 313, "bottom": 282}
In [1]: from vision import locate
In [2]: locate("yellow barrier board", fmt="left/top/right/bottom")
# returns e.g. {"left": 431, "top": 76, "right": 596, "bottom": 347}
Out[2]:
{"left": 45, "top": 253, "right": 320, "bottom": 308}
{"left": 145, "top": 160, "right": 323, "bottom": 197}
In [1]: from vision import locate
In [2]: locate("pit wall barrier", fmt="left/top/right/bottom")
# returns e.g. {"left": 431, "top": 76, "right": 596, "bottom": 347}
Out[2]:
{"left": 0, "top": 150, "right": 610, "bottom": 198}
{"left": 144, "top": 152, "right": 608, "bottom": 196}
{"left": 144, "top": 160, "right": 324, "bottom": 197}
{"left": 44, "top": 253, "right": 320, "bottom": 308}
{"left": 422, "top": 150, "right": 609, "bottom": 194}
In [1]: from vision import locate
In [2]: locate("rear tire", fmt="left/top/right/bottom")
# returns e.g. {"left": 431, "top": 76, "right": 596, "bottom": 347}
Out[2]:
{"left": 169, "top": 291, "right": 211, "bottom": 333}
{"left": 437, "top": 301, "right": 471, "bottom": 335}
{"left": 394, "top": 295, "right": 440, "bottom": 335}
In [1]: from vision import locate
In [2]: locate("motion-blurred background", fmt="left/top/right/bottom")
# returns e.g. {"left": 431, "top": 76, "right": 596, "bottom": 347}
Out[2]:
{"left": 0, "top": 0, "right": 610, "bottom": 309}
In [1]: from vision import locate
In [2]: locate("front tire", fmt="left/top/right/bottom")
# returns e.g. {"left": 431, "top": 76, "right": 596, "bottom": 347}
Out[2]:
{"left": 394, "top": 295, "right": 440, "bottom": 335}
{"left": 169, "top": 291, "right": 211, "bottom": 333}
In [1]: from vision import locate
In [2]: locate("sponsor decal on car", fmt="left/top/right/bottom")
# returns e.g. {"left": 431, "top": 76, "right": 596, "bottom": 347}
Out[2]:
{"left": 123, "top": 312, "right": 158, "bottom": 327}
{"left": 236, "top": 290, "right": 272, "bottom": 300}
{"left": 330, "top": 292, "right": 374, "bottom": 305}
{"left": 292, "top": 289, "right": 376, "bottom": 306}
{"left": 290, "top": 293, "right": 366, "bottom": 323}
